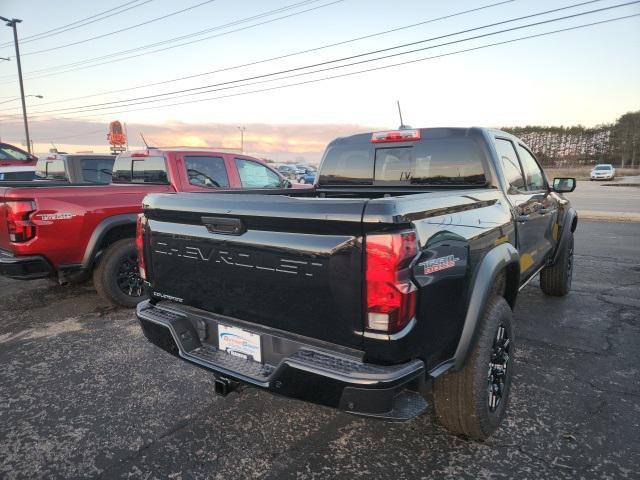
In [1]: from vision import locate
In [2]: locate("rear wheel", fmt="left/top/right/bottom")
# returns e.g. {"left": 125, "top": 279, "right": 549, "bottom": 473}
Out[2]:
{"left": 540, "top": 233, "right": 574, "bottom": 296}
{"left": 433, "top": 296, "right": 514, "bottom": 440}
{"left": 93, "top": 238, "right": 146, "bottom": 308}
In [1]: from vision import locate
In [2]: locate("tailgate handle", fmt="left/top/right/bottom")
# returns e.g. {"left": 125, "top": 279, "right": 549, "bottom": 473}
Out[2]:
{"left": 201, "top": 216, "right": 246, "bottom": 235}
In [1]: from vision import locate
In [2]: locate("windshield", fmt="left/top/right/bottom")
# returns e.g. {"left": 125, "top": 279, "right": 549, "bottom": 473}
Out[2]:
{"left": 594, "top": 165, "right": 612, "bottom": 170}
{"left": 0, "top": 145, "right": 31, "bottom": 161}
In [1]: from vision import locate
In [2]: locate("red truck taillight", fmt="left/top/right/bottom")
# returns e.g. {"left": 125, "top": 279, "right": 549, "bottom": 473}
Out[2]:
{"left": 365, "top": 231, "right": 418, "bottom": 334}
{"left": 136, "top": 214, "right": 146, "bottom": 280}
{"left": 5, "top": 201, "right": 36, "bottom": 243}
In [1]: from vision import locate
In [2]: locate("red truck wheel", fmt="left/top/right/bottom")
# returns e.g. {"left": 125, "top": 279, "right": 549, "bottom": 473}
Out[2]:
{"left": 93, "top": 238, "right": 146, "bottom": 308}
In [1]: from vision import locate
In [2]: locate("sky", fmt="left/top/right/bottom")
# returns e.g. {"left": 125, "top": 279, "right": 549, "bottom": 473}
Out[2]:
{"left": 0, "top": 0, "right": 638, "bottom": 162}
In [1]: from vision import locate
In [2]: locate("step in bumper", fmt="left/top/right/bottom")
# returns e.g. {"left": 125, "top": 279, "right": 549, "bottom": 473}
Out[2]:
{"left": 137, "top": 300, "right": 428, "bottom": 420}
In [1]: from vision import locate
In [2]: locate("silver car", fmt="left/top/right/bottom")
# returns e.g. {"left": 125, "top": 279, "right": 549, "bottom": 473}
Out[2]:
{"left": 590, "top": 164, "right": 615, "bottom": 181}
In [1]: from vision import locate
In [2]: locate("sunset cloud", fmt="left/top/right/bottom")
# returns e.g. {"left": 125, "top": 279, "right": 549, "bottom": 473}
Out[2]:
{"left": 0, "top": 118, "right": 385, "bottom": 163}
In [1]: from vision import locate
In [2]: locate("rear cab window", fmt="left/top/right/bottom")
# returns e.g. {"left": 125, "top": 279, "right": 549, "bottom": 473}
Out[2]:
{"left": 112, "top": 155, "right": 169, "bottom": 184}
{"left": 80, "top": 157, "right": 115, "bottom": 183}
{"left": 319, "top": 129, "right": 488, "bottom": 187}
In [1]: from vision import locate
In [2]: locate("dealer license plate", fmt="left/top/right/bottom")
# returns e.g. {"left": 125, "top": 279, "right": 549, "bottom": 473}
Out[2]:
{"left": 218, "top": 324, "right": 262, "bottom": 363}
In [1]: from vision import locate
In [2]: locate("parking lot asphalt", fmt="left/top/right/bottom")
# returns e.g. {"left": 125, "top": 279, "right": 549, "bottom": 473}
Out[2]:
{"left": 565, "top": 177, "right": 640, "bottom": 215}
{"left": 1, "top": 219, "right": 639, "bottom": 480}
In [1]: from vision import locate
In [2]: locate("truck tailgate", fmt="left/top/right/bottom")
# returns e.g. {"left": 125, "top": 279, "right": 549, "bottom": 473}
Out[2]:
{"left": 144, "top": 193, "right": 368, "bottom": 349}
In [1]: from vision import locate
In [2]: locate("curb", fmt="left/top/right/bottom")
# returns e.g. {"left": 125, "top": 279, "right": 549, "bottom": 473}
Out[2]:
{"left": 579, "top": 210, "right": 640, "bottom": 222}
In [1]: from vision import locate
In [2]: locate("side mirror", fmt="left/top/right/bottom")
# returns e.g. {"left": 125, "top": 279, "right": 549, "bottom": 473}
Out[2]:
{"left": 282, "top": 178, "right": 293, "bottom": 189}
{"left": 552, "top": 177, "right": 576, "bottom": 193}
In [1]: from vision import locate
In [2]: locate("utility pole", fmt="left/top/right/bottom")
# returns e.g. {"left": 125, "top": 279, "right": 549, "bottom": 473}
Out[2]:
{"left": 237, "top": 126, "right": 246, "bottom": 153}
{"left": 0, "top": 16, "right": 31, "bottom": 154}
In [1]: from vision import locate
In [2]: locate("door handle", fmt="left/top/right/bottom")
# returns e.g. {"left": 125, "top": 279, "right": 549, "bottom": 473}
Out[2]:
{"left": 515, "top": 215, "right": 530, "bottom": 222}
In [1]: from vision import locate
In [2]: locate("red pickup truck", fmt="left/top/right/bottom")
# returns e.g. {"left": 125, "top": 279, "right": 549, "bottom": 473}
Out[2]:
{"left": 0, "top": 148, "right": 296, "bottom": 307}
{"left": 0, "top": 142, "right": 38, "bottom": 181}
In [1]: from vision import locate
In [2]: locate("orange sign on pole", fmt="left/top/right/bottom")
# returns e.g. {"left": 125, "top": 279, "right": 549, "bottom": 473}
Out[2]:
{"left": 107, "top": 121, "right": 127, "bottom": 153}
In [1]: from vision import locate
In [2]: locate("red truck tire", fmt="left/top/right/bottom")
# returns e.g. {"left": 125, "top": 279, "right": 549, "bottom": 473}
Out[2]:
{"left": 93, "top": 238, "right": 146, "bottom": 308}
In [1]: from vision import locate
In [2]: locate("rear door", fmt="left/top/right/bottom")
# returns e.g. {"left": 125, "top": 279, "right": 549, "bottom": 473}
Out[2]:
{"left": 144, "top": 193, "right": 367, "bottom": 349}
{"left": 494, "top": 138, "right": 555, "bottom": 280}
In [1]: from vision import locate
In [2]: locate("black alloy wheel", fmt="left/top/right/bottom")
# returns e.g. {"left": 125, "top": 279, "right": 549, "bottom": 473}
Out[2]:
{"left": 488, "top": 324, "right": 511, "bottom": 412}
{"left": 116, "top": 254, "right": 144, "bottom": 298}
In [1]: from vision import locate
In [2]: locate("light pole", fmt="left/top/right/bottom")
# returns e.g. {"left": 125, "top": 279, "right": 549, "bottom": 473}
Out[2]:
{"left": 237, "top": 126, "right": 246, "bottom": 153}
{"left": 0, "top": 16, "right": 31, "bottom": 154}
{"left": 0, "top": 94, "right": 43, "bottom": 105}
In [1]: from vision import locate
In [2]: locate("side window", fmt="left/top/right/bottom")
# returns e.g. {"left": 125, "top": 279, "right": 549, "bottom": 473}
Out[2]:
{"left": 132, "top": 157, "right": 168, "bottom": 184}
{"left": 517, "top": 146, "right": 546, "bottom": 191}
{"left": 81, "top": 158, "right": 114, "bottom": 183}
{"left": 235, "top": 159, "right": 281, "bottom": 188}
{"left": 495, "top": 139, "right": 526, "bottom": 192}
{"left": 39, "top": 160, "right": 67, "bottom": 181}
{"left": 34, "top": 160, "right": 49, "bottom": 179}
{"left": 112, "top": 157, "right": 132, "bottom": 182}
{"left": 185, "top": 156, "right": 229, "bottom": 188}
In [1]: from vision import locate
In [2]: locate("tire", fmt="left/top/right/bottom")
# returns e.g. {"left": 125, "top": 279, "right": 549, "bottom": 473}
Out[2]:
{"left": 433, "top": 296, "right": 514, "bottom": 441}
{"left": 93, "top": 238, "right": 146, "bottom": 308}
{"left": 540, "top": 233, "right": 574, "bottom": 296}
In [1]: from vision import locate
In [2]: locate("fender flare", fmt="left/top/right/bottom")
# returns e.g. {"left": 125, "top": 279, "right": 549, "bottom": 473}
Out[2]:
{"left": 81, "top": 214, "right": 138, "bottom": 269}
{"left": 552, "top": 207, "right": 578, "bottom": 265}
{"left": 451, "top": 242, "right": 520, "bottom": 371}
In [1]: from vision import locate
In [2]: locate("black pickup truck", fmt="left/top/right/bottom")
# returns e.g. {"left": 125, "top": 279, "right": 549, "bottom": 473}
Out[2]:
{"left": 135, "top": 127, "right": 577, "bottom": 440}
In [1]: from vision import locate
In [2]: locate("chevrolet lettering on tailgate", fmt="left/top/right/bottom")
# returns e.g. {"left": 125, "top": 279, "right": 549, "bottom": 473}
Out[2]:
{"left": 154, "top": 241, "right": 323, "bottom": 278}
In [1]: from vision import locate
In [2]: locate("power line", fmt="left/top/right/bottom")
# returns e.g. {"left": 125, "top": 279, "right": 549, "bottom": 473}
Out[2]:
{"left": 0, "top": 0, "right": 155, "bottom": 49}
{"left": 22, "top": 0, "right": 637, "bottom": 116}
{"left": 21, "top": 0, "right": 327, "bottom": 76}
{"left": 20, "top": 13, "right": 637, "bottom": 122}
{"left": 8, "top": 0, "right": 515, "bottom": 107}
{"left": 20, "top": 0, "right": 220, "bottom": 56}
{"left": 48, "top": 128, "right": 107, "bottom": 140}
{"left": 0, "top": 0, "right": 337, "bottom": 82}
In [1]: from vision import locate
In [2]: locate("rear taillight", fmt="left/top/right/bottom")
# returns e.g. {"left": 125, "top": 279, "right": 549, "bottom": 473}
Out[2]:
{"left": 6, "top": 201, "right": 36, "bottom": 243}
{"left": 136, "top": 214, "right": 146, "bottom": 280}
{"left": 365, "top": 231, "right": 418, "bottom": 334}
